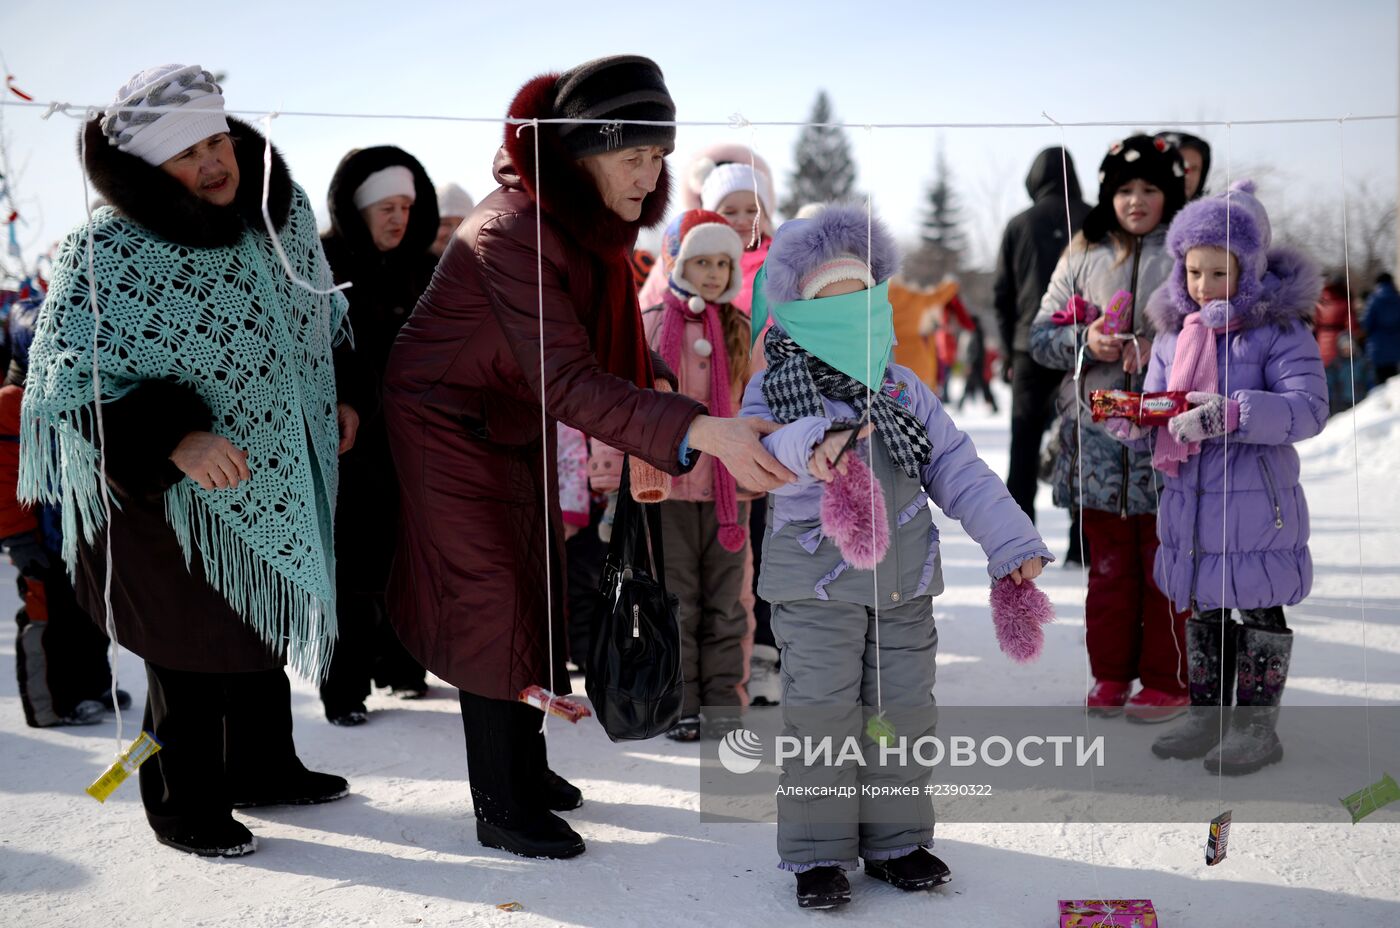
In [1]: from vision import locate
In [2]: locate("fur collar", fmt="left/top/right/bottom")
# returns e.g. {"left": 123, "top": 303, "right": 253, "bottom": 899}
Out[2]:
{"left": 496, "top": 73, "right": 670, "bottom": 256}
{"left": 324, "top": 145, "right": 438, "bottom": 261}
{"left": 82, "top": 117, "right": 292, "bottom": 249}
{"left": 1148, "top": 245, "right": 1321, "bottom": 334}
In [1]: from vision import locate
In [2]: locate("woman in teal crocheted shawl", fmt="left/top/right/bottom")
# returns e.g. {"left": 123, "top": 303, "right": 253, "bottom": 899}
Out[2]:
{"left": 18, "top": 64, "right": 353, "bottom": 857}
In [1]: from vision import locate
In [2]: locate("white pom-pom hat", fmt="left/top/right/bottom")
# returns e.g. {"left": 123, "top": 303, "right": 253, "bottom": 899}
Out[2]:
{"left": 667, "top": 209, "right": 745, "bottom": 304}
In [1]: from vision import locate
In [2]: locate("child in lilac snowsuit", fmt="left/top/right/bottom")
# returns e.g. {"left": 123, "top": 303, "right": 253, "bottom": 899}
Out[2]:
{"left": 742, "top": 205, "right": 1052, "bottom": 909}
{"left": 1107, "top": 180, "right": 1326, "bottom": 775}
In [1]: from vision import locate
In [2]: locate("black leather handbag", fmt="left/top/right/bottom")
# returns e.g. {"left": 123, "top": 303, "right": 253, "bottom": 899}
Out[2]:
{"left": 586, "top": 459, "right": 683, "bottom": 741}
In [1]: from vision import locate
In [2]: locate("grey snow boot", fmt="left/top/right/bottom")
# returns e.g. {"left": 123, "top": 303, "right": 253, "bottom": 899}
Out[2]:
{"left": 1152, "top": 615, "right": 1237, "bottom": 760}
{"left": 1204, "top": 625, "right": 1293, "bottom": 776}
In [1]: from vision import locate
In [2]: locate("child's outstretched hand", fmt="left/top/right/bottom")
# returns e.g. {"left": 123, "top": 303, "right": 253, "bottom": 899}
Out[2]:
{"left": 1007, "top": 556, "right": 1045, "bottom": 586}
{"left": 808, "top": 423, "right": 874, "bottom": 483}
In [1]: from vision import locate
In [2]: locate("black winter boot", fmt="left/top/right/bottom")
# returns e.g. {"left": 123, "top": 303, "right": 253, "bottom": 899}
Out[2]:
{"left": 863, "top": 848, "right": 952, "bottom": 891}
{"left": 474, "top": 788, "right": 585, "bottom": 859}
{"left": 153, "top": 816, "right": 257, "bottom": 857}
{"left": 462, "top": 691, "right": 585, "bottom": 859}
{"left": 1205, "top": 625, "right": 1293, "bottom": 776}
{"left": 542, "top": 768, "right": 583, "bottom": 811}
{"left": 1152, "top": 614, "right": 1237, "bottom": 760}
{"left": 231, "top": 767, "right": 349, "bottom": 808}
{"left": 794, "top": 866, "right": 851, "bottom": 909}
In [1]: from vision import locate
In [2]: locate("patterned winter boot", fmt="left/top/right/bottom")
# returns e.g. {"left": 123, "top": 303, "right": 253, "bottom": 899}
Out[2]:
{"left": 1151, "top": 614, "right": 1236, "bottom": 760}
{"left": 1204, "top": 625, "right": 1293, "bottom": 776}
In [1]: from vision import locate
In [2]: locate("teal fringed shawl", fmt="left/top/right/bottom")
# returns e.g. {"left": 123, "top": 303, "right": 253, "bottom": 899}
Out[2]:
{"left": 18, "top": 184, "right": 348, "bottom": 679}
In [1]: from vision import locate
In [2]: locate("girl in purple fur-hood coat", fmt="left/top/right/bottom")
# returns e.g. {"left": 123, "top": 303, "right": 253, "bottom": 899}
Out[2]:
{"left": 1110, "top": 180, "right": 1326, "bottom": 775}
{"left": 1133, "top": 180, "right": 1326, "bottom": 614}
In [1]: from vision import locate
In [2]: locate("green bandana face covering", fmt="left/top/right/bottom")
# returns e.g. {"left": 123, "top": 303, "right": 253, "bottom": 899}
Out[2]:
{"left": 750, "top": 267, "right": 893, "bottom": 391}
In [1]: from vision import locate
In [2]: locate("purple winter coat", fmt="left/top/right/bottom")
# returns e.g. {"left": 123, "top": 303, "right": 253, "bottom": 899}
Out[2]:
{"left": 741, "top": 361, "right": 1052, "bottom": 605}
{"left": 1137, "top": 247, "right": 1326, "bottom": 611}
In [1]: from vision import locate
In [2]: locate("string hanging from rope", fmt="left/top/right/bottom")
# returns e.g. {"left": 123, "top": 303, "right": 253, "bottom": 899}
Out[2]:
{"left": 74, "top": 106, "right": 124, "bottom": 755}
{"left": 1337, "top": 115, "right": 1376, "bottom": 792}
{"left": 1048, "top": 112, "right": 1114, "bottom": 910}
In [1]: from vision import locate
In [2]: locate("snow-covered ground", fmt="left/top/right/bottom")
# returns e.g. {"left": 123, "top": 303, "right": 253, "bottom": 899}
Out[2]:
{"left": 4, "top": 380, "right": 1399, "bottom": 927}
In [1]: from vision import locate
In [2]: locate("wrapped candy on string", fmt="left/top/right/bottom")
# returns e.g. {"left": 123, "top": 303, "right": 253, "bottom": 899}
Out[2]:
{"left": 519, "top": 684, "right": 592, "bottom": 725}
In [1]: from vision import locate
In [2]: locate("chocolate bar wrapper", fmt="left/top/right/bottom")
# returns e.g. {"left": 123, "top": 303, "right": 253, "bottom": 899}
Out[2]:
{"left": 1090, "top": 390, "right": 1192, "bottom": 426}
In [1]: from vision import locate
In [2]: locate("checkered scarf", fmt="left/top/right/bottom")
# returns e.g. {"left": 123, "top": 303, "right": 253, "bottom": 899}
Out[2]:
{"left": 761, "top": 328, "right": 931, "bottom": 477}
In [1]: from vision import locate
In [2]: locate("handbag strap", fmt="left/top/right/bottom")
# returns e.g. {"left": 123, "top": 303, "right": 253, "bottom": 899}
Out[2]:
{"left": 612, "top": 456, "right": 670, "bottom": 598}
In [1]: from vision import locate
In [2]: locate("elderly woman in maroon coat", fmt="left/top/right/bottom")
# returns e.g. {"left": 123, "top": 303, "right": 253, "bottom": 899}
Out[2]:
{"left": 383, "top": 55, "right": 793, "bottom": 859}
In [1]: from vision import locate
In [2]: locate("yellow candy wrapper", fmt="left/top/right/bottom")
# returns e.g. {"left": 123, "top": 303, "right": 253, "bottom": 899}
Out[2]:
{"left": 86, "top": 731, "right": 162, "bottom": 803}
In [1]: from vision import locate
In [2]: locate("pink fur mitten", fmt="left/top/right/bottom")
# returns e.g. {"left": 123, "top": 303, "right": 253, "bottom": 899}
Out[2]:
{"left": 820, "top": 453, "right": 890, "bottom": 570}
{"left": 990, "top": 576, "right": 1055, "bottom": 662}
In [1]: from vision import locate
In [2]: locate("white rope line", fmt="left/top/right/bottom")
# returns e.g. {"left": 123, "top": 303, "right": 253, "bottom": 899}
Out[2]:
{"left": 11, "top": 97, "right": 1396, "bottom": 129}
{"left": 1217, "top": 123, "right": 1234, "bottom": 803}
{"left": 1049, "top": 115, "right": 1109, "bottom": 908}
{"left": 258, "top": 114, "right": 351, "bottom": 296}
{"left": 75, "top": 108, "right": 123, "bottom": 751}
{"left": 519, "top": 117, "right": 556, "bottom": 735}
{"left": 1337, "top": 116, "right": 1375, "bottom": 785}
{"left": 863, "top": 133, "right": 882, "bottom": 712}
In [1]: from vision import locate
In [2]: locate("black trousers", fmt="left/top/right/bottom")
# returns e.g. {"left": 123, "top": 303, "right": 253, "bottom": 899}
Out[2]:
{"left": 459, "top": 690, "right": 552, "bottom": 827}
{"left": 12, "top": 551, "right": 112, "bottom": 724}
{"left": 319, "top": 590, "right": 425, "bottom": 715}
{"left": 140, "top": 662, "right": 302, "bottom": 834}
{"left": 959, "top": 366, "right": 999, "bottom": 411}
{"left": 1006, "top": 351, "right": 1066, "bottom": 525}
{"left": 749, "top": 495, "right": 775, "bottom": 650}
{"left": 565, "top": 500, "right": 609, "bottom": 672}
{"left": 1196, "top": 606, "right": 1289, "bottom": 632}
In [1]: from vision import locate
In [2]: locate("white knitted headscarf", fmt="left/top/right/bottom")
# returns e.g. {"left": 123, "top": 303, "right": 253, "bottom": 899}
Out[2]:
{"left": 102, "top": 64, "right": 230, "bottom": 166}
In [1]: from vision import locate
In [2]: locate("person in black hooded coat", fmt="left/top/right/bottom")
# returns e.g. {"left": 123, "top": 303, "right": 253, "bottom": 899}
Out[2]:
{"left": 318, "top": 146, "right": 439, "bottom": 725}
{"left": 994, "top": 147, "right": 1090, "bottom": 530}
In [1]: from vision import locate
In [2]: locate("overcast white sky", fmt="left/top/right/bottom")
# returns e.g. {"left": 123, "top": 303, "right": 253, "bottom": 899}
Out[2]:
{"left": 1, "top": 0, "right": 1396, "bottom": 272}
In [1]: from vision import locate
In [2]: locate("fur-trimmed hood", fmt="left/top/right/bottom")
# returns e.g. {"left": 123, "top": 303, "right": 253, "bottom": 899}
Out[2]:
{"left": 762, "top": 203, "right": 899, "bottom": 304}
{"left": 81, "top": 116, "right": 292, "bottom": 249}
{"left": 496, "top": 72, "right": 671, "bottom": 256}
{"left": 324, "top": 145, "right": 438, "bottom": 260}
{"left": 1148, "top": 243, "right": 1321, "bottom": 334}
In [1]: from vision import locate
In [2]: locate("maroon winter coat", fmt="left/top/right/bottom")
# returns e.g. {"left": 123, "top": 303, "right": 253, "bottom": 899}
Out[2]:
{"left": 382, "top": 74, "right": 704, "bottom": 700}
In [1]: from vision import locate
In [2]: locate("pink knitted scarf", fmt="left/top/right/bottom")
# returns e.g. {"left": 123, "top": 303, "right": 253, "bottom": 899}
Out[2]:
{"left": 658, "top": 290, "right": 746, "bottom": 552}
{"left": 1153, "top": 311, "right": 1242, "bottom": 476}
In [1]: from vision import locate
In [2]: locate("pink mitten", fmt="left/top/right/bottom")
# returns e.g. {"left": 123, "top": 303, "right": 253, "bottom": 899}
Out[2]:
{"left": 1050, "top": 295, "right": 1101, "bottom": 327}
{"left": 820, "top": 453, "right": 890, "bottom": 570}
{"left": 990, "top": 576, "right": 1055, "bottom": 663}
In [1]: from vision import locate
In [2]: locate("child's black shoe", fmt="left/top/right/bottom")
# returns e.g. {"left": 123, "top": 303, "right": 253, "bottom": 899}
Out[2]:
{"left": 664, "top": 715, "right": 701, "bottom": 742}
{"left": 863, "top": 848, "right": 951, "bottom": 891}
{"left": 795, "top": 866, "right": 851, "bottom": 909}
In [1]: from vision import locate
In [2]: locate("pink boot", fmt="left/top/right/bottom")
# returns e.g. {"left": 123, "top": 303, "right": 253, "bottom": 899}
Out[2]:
{"left": 1124, "top": 687, "right": 1189, "bottom": 724}
{"left": 1086, "top": 680, "right": 1132, "bottom": 717}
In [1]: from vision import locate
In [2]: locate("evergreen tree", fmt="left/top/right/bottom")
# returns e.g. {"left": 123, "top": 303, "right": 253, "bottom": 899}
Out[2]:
{"left": 920, "top": 145, "right": 966, "bottom": 259}
{"left": 780, "top": 91, "right": 857, "bottom": 217}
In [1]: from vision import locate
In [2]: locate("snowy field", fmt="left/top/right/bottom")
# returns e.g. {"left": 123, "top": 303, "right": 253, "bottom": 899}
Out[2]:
{"left": 3, "top": 380, "right": 1399, "bottom": 927}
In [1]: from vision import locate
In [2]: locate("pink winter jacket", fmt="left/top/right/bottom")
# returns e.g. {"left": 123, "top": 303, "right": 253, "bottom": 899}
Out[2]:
{"left": 588, "top": 299, "right": 760, "bottom": 504}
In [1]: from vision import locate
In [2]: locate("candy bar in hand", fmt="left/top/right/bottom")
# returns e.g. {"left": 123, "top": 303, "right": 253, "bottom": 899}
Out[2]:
{"left": 1090, "top": 390, "right": 1193, "bottom": 425}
